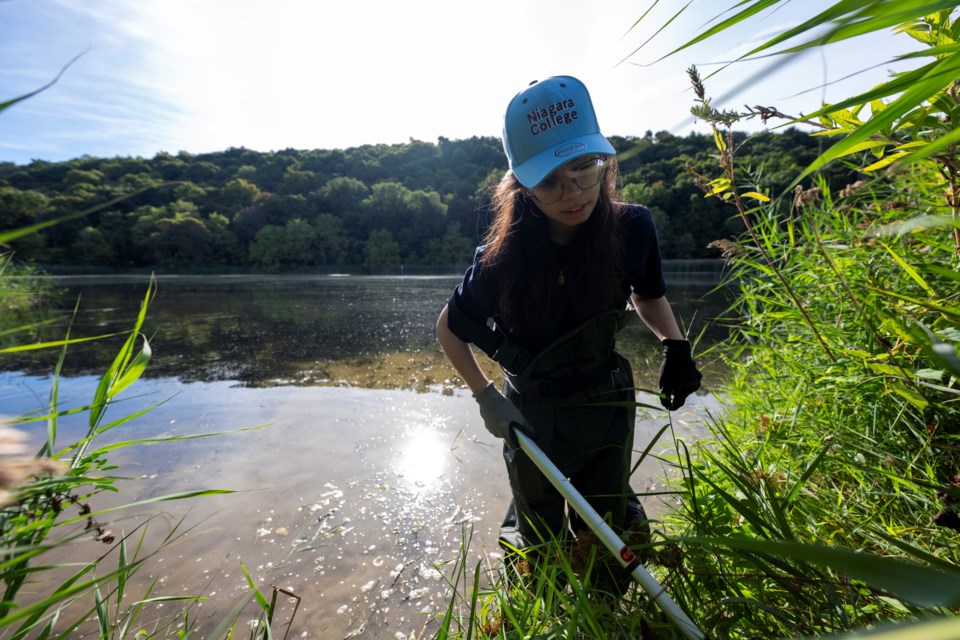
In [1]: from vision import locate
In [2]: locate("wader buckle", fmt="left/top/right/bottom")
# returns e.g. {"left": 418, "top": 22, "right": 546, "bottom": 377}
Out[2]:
{"left": 494, "top": 341, "right": 534, "bottom": 376}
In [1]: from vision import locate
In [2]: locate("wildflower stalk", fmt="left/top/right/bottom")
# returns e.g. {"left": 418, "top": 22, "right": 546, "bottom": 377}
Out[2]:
{"left": 687, "top": 66, "right": 838, "bottom": 362}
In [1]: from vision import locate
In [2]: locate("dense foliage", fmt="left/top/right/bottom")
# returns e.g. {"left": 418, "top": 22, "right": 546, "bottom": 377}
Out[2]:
{"left": 633, "top": 5, "right": 960, "bottom": 640}
{"left": 0, "top": 131, "right": 848, "bottom": 271}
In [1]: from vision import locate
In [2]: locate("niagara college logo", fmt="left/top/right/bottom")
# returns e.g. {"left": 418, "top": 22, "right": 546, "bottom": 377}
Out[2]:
{"left": 527, "top": 99, "right": 579, "bottom": 137}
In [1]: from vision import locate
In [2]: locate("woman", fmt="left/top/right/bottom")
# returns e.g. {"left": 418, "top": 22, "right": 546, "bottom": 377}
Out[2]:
{"left": 436, "top": 76, "right": 701, "bottom": 565}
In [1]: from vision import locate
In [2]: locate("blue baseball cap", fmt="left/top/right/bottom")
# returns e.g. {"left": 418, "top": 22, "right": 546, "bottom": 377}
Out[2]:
{"left": 502, "top": 76, "right": 616, "bottom": 189}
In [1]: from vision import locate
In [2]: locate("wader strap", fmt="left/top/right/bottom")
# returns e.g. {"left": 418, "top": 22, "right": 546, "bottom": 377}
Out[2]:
{"left": 535, "top": 362, "right": 616, "bottom": 399}
{"left": 448, "top": 294, "right": 534, "bottom": 375}
{"left": 505, "top": 309, "right": 635, "bottom": 395}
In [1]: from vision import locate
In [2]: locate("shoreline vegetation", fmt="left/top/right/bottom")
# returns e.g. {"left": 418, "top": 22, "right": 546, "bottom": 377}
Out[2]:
{"left": 3, "top": 2, "right": 960, "bottom": 638}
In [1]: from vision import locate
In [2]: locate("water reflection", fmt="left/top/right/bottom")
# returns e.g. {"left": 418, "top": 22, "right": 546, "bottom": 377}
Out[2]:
{"left": 2, "top": 274, "right": 732, "bottom": 390}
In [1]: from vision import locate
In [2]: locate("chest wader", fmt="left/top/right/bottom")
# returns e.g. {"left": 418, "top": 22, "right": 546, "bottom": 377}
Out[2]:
{"left": 494, "top": 309, "right": 649, "bottom": 554}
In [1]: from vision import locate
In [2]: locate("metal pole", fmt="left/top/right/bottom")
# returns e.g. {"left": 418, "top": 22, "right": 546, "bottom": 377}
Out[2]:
{"left": 512, "top": 427, "right": 706, "bottom": 640}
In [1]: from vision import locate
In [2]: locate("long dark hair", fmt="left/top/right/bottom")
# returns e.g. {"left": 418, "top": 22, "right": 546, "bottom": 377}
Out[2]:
{"left": 479, "top": 158, "right": 625, "bottom": 341}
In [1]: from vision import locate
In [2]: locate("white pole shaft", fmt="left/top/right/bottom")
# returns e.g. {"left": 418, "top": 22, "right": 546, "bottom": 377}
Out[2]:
{"left": 513, "top": 429, "right": 705, "bottom": 640}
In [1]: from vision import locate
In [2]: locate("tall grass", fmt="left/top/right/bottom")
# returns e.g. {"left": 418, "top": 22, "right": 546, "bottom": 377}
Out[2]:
{"left": 1, "top": 141, "right": 275, "bottom": 640}
{"left": 432, "top": 521, "right": 701, "bottom": 639}
{"left": 655, "top": 57, "right": 960, "bottom": 640}
{"left": 0, "top": 276, "right": 248, "bottom": 637}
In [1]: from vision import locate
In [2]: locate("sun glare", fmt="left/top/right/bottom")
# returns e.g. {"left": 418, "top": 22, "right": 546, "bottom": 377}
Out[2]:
{"left": 394, "top": 428, "right": 449, "bottom": 492}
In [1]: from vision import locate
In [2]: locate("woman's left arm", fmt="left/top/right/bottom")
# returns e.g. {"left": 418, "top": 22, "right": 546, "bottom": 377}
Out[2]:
{"left": 630, "top": 293, "right": 684, "bottom": 341}
{"left": 631, "top": 292, "right": 702, "bottom": 410}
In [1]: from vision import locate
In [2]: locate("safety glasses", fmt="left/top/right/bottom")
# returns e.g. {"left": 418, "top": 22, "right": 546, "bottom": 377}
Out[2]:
{"left": 530, "top": 156, "right": 607, "bottom": 205}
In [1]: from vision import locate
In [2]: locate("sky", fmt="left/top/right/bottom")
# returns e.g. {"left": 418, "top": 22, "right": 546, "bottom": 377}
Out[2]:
{"left": 0, "top": 0, "right": 923, "bottom": 165}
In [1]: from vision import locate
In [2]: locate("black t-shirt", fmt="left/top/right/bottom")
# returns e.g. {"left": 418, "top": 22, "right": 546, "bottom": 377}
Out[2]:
{"left": 447, "top": 204, "right": 666, "bottom": 353}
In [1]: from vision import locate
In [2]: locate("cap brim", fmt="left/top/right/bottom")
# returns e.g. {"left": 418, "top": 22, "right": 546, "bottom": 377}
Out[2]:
{"left": 511, "top": 133, "right": 616, "bottom": 189}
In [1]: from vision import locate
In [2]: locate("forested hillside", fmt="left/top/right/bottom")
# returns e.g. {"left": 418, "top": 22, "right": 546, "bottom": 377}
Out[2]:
{"left": 0, "top": 129, "right": 849, "bottom": 271}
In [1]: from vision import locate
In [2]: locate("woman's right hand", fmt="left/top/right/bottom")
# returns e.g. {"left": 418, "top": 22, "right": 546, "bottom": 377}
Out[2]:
{"left": 472, "top": 382, "right": 531, "bottom": 442}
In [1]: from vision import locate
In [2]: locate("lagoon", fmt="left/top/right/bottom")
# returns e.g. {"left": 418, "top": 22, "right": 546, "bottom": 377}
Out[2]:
{"left": 1, "top": 274, "right": 728, "bottom": 639}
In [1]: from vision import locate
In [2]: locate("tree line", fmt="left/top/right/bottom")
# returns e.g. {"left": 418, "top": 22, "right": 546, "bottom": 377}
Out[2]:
{"left": 0, "top": 130, "right": 852, "bottom": 272}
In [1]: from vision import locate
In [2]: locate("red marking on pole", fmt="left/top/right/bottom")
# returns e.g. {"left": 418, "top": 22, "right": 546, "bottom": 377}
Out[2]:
{"left": 620, "top": 545, "right": 637, "bottom": 564}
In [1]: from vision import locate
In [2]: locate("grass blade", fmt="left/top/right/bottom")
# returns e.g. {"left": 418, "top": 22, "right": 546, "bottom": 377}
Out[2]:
{"left": 689, "top": 537, "right": 960, "bottom": 608}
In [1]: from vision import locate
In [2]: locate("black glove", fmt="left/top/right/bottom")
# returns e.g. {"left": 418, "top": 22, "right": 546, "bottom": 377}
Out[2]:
{"left": 659, "top": 339, "right": 702, "bottom": 410}
{"left": 473, "top": 382, "right": 532, "bottom": 444}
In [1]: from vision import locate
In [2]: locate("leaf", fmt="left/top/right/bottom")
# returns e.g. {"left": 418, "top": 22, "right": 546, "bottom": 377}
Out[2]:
{"left": 0, "top": 49, "right": 87, "bottom": 114}
{"left": 892, "top": 140, "right": 932, "bottom": 152}
{"left": 89, "top": 279, "right": 155, "bottom": 430}
{"left": 875, "top": 214, "right": 960, "bottom": 237}
{"left": 928, "top": 334, "right": 960, "bottom": 379}
{"left": 713, "top": 128, "right": 727, "bottom": 152}
{"left": 0, "top": 333, "right": 118, "bottom": 354}
{"left": 618, "top": 0, "right": 695, "bottom": 66}
{"left": 0, "top": 184, "right": 176, "bottom": 245}
{"left": 832, "top": 106, "right": 866, "bottom": 127}
{"left": 869, "top": 287, "right": 960, "bottom": 322}
{"left": 89, "top": 424, "right": 270, "bottom": 455}
{"left": 241, "top": 563, "right": 271, "bottom": 612}
{"left": 785, "top": 442, "right": 830, "bottom": 504}
{"left": 747, "top": 1, "right": 960, "bottom": 58}
{"left": 890, "top": 119, "right": 960, "bottom": 168}
{"left": 828, "top": 139, "right": 890, "bottom": 159}
{"left": 707, "top": 177, "right": 731, "bottom": 196}
{"left": 58, "top": 490, "right": 237, "bottom": 525}
{"left": 923, "top": 265, "right": 960, "bottom": 283}
{"left": 639, "top": 0, "right": 783, "bottom": 64}
{"left": 740, "top": 191, "right": 771, "bottom": 202}
{"left": 794, "top": 57, "right": 943, "bottom": 124}
{"left": 685, "top": 536, "right": 960, "bottom": 608}
{"left": 43, "top": 306, "right": 79, "bottom": 456}
{"left": 862, "top": 152, "right": 911, "bottom": 172}
{"left": 867, "top": 362, "right": 908, "bottom": 377}
{"left": 821, "top": 617, "right": 960, "bottom": 640}
{"left": 94, "top": 585, "right": 108, "bottom": 638}
{"left": 790, "top": 50, "right": 960, "bottom": 187}
{"left": 879, "top": 241, "right": 936, "bottom": 297}
{"left": 109, "top": 336, "right": 152, "bottom": 398}
{"left": 889, "top": 382, "right": 929, "bottom": 410}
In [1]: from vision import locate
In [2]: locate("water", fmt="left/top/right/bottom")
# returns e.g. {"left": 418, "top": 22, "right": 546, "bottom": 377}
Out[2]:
{"left": 0, "top": 274, "right": 729, "bottom": 638}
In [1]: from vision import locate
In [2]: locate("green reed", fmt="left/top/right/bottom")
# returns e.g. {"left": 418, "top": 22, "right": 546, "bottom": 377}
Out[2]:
{"left": 1, "top": 199, "right": 273, "bottom": 637}
{"left": 0, "top": 276, "right": 260, "bottom": 638}
{"left": 653, "top": 55, "right": 960, "bottom": 637}
{"left": 432, "top": 523, "right": 699, "bottom": 639}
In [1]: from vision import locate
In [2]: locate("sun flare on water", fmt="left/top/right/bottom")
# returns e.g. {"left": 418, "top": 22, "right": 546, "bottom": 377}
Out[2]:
{"left": 394, "top": 428, "right": 449, "bottom": 492}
